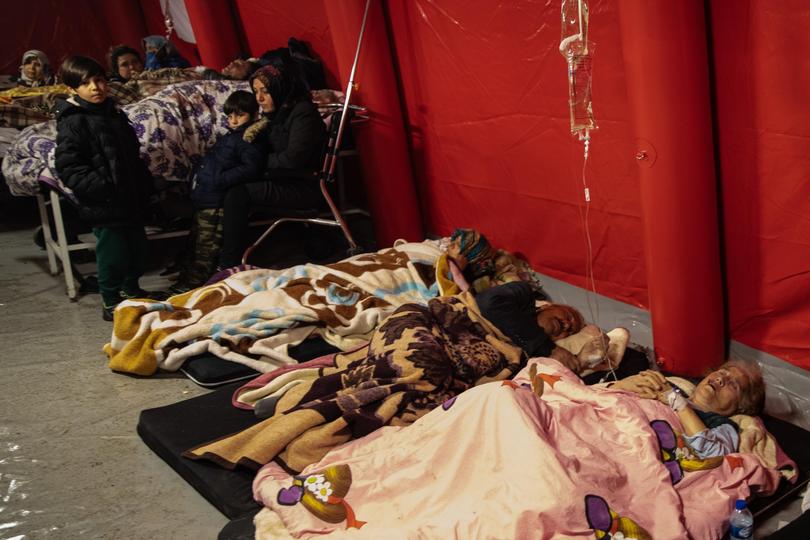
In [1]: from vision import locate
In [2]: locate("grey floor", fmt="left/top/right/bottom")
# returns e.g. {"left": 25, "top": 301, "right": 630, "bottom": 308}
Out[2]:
{"left": 0, "top": 199, "right": 227, "bottom": 539}
{"left": 0, "top": 195, "right": 805, "bottom": 539}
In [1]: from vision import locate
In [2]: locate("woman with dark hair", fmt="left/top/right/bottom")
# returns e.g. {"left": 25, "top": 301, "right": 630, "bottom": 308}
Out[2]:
{"left": 217, "top": 63, "right": 327, "bottom": 268}
{"left": 107, "top": 45, "right": 144, "bottom": 82}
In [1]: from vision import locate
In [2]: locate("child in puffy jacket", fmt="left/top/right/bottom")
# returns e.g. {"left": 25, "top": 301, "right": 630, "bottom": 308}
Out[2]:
{"left": 170, "top": 90, "right": 268, "bottom": 293}
{"left": 54, "top": 56, "right": 157, "bottom": 320}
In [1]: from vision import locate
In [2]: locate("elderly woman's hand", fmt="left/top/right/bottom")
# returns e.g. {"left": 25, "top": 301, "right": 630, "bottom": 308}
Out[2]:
{"left": 609, "top": 370, "right": 670, "bottom": 399}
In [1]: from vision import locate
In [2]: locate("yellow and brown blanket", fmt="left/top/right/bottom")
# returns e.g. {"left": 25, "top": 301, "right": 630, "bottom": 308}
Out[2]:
{"left": 104, "top": 241, "right": 443, "bottom": 376}
{"left": 184, "top": 290, "right": 524, "bottom": 472}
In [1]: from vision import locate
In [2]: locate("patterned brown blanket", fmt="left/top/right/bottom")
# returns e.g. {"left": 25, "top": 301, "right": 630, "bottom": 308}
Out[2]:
{"left": 184, "top": 291, "right": 525, "bottom": 473}
{"left": 105, "top": 241, "right": 443, "bottom": 376}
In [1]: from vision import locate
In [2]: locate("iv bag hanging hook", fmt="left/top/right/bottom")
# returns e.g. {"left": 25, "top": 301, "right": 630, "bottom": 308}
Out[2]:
{"left": 559, "top": 0, "right": 589, "bottom": 56}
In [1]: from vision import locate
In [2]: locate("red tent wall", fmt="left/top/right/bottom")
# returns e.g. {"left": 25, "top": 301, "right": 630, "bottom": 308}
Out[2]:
{"left": 385, "top": 0, "right": 647, "bottom": 306}
{"left": 184, "top": 0, "right": 242, "bottom": 70}
{"left": 233, "top": 0, "right": 340, "bottom": 89}
{"left": 617, "top": 0, "right": 724, "bottom": 376}
{"left": 711, "top": 1, "right": 810, "bottom": 370}
{"left": 0, "top": 0, "right": 149, "bottom": 75}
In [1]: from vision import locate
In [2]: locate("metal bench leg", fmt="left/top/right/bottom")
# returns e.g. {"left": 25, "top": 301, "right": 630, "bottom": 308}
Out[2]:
{"left": 50, "top": 191, "right": 78, "bottom": 300}
{"left": 36, "top": 192, "right": 58, "bottom": 275}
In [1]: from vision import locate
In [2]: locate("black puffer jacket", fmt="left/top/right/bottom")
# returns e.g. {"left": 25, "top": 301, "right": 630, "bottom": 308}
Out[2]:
{"left": 264, "top": 99, "right": 326, "bottom": 180}
{"left": 191, "top": 119, "right": 269, "bottom": 209}
{"left": 475, "top": 281, "right": 555, "bottom": 358}
{"left": 54, "top": 97, "right": 153, "bottom": 225}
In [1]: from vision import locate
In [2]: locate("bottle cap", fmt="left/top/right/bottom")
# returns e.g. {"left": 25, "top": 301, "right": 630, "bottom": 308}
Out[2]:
{"left": 735, "top": 499, "right": 747, "bottom": 510}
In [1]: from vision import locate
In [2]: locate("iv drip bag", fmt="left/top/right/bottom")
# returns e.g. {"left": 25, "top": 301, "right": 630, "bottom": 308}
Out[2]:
{"left": 560, "top": 0, "right": 597, "bottom": 139}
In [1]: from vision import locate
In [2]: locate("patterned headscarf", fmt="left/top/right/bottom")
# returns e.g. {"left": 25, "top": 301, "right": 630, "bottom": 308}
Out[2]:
{"left": 19, "top": 50, "right": 53, "bottom": 86}
{"left": 249, "top": 63, "right": 309, "bottom": 115}
{"left": 450, "top": 228, "right": 496, "bottom": 279}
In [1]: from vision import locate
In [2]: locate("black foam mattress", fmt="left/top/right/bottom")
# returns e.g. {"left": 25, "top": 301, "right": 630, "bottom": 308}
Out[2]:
{"left": 139, "top": 346, "right": 810, "bottom": 538}
{"left": 138, "top": 381, "right": 260, "bottom": 519}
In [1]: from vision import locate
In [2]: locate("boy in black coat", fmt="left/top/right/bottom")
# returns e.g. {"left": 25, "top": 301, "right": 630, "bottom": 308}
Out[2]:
{"left": 54, "top": 56, "right": 156, "bottom": 321}
{"left": 170, "top": 90, "right": 268, "bottom": 292}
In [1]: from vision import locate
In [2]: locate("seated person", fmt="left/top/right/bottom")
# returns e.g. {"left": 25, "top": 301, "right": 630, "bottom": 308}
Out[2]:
{"left": 15, "top": 50, "right": 55, "bottom": 87}
{"left": 170, "top": 90, "right": 269, "bottom": 293}
{"left": 107, "top": 45, "right": 144, "bottom": 82}
{"left": 142, "top": 35, "right": 191, "bottom": 70}
{"left": 607, "top": 362, "right": 765, "bottom": 458}
{"left": 217, "top": 63, "right": 327, "bottom": 268}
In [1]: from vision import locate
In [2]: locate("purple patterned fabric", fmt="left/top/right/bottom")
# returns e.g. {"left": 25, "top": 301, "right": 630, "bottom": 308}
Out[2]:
{"left": 2, "top": 80, "right": 249, "bottom": 197}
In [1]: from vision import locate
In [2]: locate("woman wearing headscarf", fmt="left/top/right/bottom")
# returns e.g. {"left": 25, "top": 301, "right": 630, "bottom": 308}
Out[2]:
{"left": 16, "top": 50, "right": 55, "bottom": 87}
{"left": 217, "top": 63, "right": 327, "bottom": 268}
{"left": 141, "top": 35, "right": 190, "bottom": 70}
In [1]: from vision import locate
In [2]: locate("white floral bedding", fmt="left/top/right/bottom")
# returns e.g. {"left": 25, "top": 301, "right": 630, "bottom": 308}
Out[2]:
{"left": 1, "top": 80, "right": 248, "bottom": 197}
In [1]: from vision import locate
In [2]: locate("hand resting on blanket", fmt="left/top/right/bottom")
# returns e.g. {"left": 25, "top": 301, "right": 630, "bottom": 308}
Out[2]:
{"left": 610, "top": 361, "right": 766, "bottom": 459}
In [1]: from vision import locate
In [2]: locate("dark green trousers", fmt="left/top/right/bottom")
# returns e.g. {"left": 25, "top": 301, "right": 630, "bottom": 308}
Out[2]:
{"left": 93, "top": 225, "right": 148, "bottom": 307}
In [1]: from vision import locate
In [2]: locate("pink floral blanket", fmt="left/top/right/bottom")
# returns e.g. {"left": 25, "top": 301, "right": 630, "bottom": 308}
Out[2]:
{"left": 252, "top": 358, "right": 795, "bottom": 539}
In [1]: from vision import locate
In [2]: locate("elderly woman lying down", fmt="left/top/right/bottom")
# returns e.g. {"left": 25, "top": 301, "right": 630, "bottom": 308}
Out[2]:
{"left": 184, "top": 281, "right": 631, "bottom": 473}
{"left": 248, "top": 359, "right": 795, "bottom": 539}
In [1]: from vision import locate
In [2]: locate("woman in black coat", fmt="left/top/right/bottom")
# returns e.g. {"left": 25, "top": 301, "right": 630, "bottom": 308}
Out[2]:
{"left": 217, "top": 64, "right": 327, "bottom": 268}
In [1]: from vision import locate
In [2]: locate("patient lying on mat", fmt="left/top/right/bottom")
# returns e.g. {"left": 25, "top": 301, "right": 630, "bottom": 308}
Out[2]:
{"left": 249, "top": 357, "right": 789, "bottom": 539}
{"left": 605, "top": 362, "right": 766, "bottom": 459}
{"left": 185, "top": 281, "right": 631, "bottom": 472}
{"left": 440, "top": 229, "right": 629, "bottom": 373}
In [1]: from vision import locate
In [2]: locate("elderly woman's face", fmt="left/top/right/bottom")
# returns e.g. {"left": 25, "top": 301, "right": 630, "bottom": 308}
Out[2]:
{"left": 252, "top": 79, "right": 275, "bottom": 113}
{"left": 691, "top": 366, "right": 750, "bottom": 416}
{"left": 23, "top": 57, "right": 45, "bottom": 81}
{"left": 536, "top": 304, "right": 584, "bottom": 340}
{"left": 116, "top": 53, "right": 143, "bottom": 81}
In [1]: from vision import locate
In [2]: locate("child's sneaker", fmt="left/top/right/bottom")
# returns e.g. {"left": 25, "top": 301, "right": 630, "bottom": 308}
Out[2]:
{"left": 168, "top": 281, "right": 197, "bottom": 296}
{"left": 102, "top": 304, "right": 116, "bottom": 322}
{"left": 120, "top": 289, "right": 169, "bottom": 301}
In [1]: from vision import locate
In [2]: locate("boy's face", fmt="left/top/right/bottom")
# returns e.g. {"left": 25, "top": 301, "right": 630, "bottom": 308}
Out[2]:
{"left": 227, "top": 112, "right": 252, "bottom": 130}
{"left": 23, "top": 57, "right": 45, "bottom": 81}
{"left": 75, "top": 75, "right": 108, "bottom": 104}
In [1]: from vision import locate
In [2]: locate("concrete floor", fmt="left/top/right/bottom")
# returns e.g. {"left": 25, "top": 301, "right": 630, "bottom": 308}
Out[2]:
{"left": 0, "top": 201, "right": 227, "bottom": 539}
{"left": 0, "top": 194, "right": 805, "bottom": 539}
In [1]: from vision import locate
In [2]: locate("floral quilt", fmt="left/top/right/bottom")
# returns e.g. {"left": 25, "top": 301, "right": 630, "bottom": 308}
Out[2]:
{"left": 1, "top": 80, "right": 248, "bottom": 196}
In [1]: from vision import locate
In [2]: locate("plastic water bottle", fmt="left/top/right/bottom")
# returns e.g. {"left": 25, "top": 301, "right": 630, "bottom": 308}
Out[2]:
{"left": 729, "top": 499, "right": 754, "bottom": 540}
